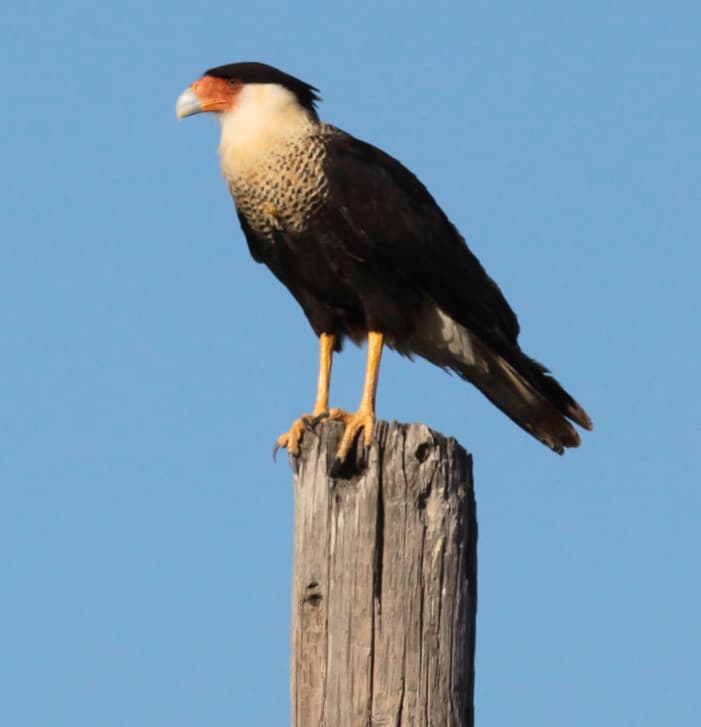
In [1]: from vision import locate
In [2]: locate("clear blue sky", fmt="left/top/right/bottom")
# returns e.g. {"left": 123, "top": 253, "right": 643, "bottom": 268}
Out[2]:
{"left": 2, "top": 1, "right": 699, "bottom": 724}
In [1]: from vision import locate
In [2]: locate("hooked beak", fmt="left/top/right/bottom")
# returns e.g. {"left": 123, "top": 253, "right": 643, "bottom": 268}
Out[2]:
{"left": 175, "top": 87, "right": 203, "bottom": 119}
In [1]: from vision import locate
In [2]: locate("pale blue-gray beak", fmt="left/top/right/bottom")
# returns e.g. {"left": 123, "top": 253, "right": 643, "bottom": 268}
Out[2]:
{"left": 175, "top": 87, "right": 203, "bottom": 119}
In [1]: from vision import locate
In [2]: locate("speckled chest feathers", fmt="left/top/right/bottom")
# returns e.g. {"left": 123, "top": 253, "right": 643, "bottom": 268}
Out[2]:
{"left": 223, "top": 125, "right": 337, "bottom": 239}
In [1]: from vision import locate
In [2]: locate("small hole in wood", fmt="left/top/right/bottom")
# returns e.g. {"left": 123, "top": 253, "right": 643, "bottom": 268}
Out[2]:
{"left": 303, "top": 592, "right": 323, "bottom": 606}
{"left": 415, "top": 442, "right": 431, "bottom": 463}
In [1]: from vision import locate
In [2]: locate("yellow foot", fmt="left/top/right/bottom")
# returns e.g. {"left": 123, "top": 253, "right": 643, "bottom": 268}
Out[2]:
{"left": 334, "top": 407, "right": 376, "bottom": 464}
{"left": 276, "top": 414, "right": 322, "bottom": 457}
{"left": 274, "top": 408, "right": 352, "bottom": 458}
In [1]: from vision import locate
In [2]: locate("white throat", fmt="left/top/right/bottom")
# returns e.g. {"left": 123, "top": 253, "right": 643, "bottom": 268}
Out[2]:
{"left": 218, "top": 84, "right": 316, "bottom": 173}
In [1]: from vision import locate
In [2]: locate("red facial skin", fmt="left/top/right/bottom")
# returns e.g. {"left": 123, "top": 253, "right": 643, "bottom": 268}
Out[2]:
{"left": 191, "top": 76, "right": 242, "bottom": 113}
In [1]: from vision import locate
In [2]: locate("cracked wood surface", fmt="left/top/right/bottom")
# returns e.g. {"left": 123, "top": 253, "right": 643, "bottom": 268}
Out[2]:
{"left": 291, "top": 420, "right": 477, "bottom": 727}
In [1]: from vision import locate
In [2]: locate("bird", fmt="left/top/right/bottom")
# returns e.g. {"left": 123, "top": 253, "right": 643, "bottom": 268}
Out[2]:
{"left": 175, "top": 61, "right": 592, "bottom": 469}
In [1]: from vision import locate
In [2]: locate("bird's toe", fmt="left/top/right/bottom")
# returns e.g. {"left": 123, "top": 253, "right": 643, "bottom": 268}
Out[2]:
{"left": 334, "top": 409, "right": 376, "bottom": 463}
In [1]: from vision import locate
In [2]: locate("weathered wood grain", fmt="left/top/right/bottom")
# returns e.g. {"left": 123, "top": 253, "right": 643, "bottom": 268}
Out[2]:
{"left": 291, "top": 420, "right": 477, "bottom": 727}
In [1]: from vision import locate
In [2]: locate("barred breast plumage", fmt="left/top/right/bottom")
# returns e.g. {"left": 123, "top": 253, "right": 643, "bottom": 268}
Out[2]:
{"left": 224, "top": 124, "right": 340, "bottom": 238}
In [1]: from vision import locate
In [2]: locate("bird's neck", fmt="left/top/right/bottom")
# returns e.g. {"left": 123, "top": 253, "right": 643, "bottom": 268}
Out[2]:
{"left": 218, "top": 91, "right": 319, "bottom": 179}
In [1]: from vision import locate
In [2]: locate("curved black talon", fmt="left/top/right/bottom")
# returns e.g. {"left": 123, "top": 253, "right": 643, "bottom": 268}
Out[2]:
{"left": 329, "top": 456, "right": 344, "bottom": 478}
{"left": 329, "top": 453, "right": 363, "bottom": 479}
{"left": 329, "top": 442, "right": 370, "bottom": 479}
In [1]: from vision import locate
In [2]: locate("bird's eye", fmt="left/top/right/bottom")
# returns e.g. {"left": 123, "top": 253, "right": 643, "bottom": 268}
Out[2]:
{"left": 227, "top": 79, "right": 239, "bottom": 87}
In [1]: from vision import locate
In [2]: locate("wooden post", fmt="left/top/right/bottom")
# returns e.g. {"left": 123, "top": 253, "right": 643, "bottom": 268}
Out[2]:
{"left": 291, "top": 420, "right": 477, "bottom": 727}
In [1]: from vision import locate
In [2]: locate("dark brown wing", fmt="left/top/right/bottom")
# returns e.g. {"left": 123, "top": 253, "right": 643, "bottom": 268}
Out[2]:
{"left": 318, "top": 130, "right": 592, "bottom": 435}
{"left": 319, "top": 130, "right": 521, "bottom": 358}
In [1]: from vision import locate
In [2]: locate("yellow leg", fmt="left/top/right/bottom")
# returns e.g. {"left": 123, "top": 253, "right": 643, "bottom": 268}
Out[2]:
{"left": 277, "top": 333, "right": 338, "bottom": 456}
{"left": 334, "top": 331, "right": 384, "bottom": 463}
{"left": 312, "top": 332, "right": 334, "bottom": 415}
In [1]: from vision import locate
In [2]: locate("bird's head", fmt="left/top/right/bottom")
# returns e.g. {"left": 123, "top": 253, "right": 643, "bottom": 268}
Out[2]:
{"left": 176, "top": 62, "right": 320, "bottom": 127}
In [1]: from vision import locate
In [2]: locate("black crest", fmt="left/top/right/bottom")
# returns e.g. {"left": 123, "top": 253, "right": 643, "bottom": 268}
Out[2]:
{"left": 204, "top": 62, "right": 321, "bottom": 115}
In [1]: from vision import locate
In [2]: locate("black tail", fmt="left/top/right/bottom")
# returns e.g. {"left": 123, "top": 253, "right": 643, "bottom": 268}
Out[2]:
{"left": 409, "top": 307, "right": 593, "bottom": 453}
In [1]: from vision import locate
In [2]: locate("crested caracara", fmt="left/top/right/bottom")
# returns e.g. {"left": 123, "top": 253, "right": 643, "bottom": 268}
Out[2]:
{"left": 176, "top": 62, "right": 592, "bottom": 469}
